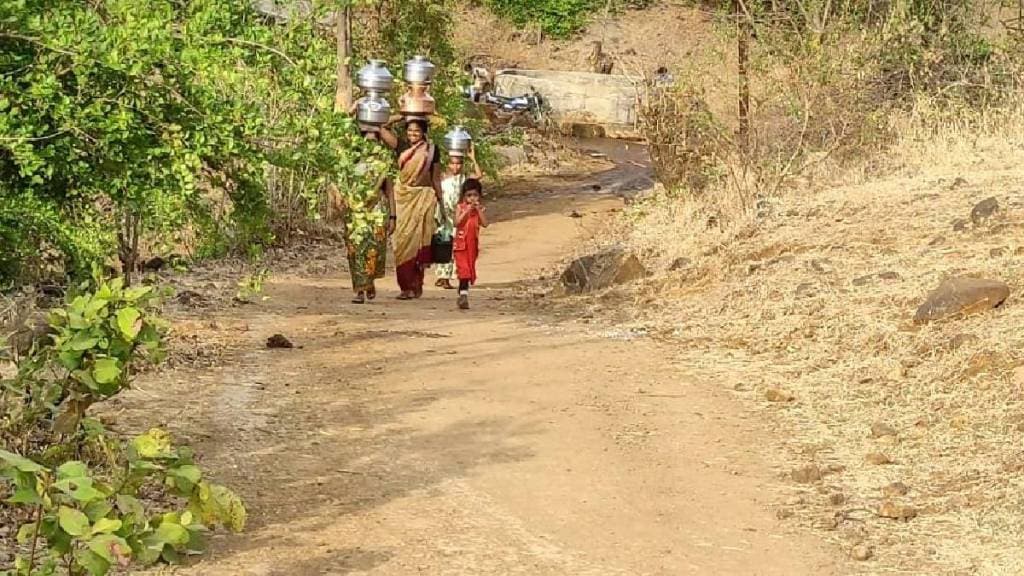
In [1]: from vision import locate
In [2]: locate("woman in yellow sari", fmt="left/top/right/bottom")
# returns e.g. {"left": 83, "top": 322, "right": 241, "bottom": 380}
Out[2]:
{"left": 394, "top": 118, "right": 442, "bottom": 299}
{"left": 345, "top": 124, "right": 398, "bottom": 304}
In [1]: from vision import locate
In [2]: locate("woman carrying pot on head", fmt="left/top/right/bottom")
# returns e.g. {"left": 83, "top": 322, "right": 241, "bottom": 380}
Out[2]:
{"left": 434, "top": 143, "right": 483, "bottom": 289}
{"left": 341, "top": 107, "right": 400, "bottom": 304}
{"left": 393, "top": 118, "right": 442, "bottom": 299}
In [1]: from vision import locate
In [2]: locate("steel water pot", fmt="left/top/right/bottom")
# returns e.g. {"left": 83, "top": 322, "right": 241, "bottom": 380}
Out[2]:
{"left": 403, "top": 55, "right": 437, "bottom": 84}
{"left": 357, "top": 60, "right": 394, "bottom": 92}
{"left": 356, "top": 94, "right": 392, "bottom": 126}
{"left": 444, "top": 126, "right": 472, "bottom": 154}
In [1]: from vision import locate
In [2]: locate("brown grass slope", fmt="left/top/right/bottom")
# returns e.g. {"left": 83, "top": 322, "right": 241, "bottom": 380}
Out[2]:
{"left": 616, "top": 117, "right": 1024, "bottom": 574}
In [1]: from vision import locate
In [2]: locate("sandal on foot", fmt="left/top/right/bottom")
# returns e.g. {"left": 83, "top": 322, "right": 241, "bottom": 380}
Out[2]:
{"left": 457, "top": 295, "right": 470, "bottom": 310}
{"left": 352, "top": 293, "right": 366, "bottom": 304}
{"left": 367, "top": 286, "right": 377, "bottom": 300}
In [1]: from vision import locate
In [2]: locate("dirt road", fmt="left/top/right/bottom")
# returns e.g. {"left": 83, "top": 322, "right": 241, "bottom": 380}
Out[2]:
{"left": 127, "top": 155, "right": 843, "bottom": 575}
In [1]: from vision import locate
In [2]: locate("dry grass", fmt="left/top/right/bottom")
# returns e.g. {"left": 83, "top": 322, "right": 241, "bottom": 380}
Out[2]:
{"left": 617, "top": 103, "right": 1024, "bottom": 574}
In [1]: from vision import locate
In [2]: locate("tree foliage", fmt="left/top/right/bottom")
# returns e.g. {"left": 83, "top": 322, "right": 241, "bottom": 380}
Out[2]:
{"left": 0, "top": 0, "right": 393, "bottom": 286}
{"left": 0, "top": 272, "right": 245, "bottom": 575}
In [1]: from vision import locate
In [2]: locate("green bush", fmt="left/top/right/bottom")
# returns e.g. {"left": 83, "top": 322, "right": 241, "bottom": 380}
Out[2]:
{"left": 0, "top": 0, "right": 390, "bottom": 287}
{"left": 0, "top": 273, "right": 245, "bottom": 575}
{"left": 481, "top": 0, "right": 652, "bottom": 38}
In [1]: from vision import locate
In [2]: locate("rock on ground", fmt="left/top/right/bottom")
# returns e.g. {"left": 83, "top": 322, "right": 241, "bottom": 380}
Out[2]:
{"left": 561, "top": 247, "right": 648, "bottom": 293}
{"left": 913, "top": 277, "right": 1010, "bottom": 324}
{"left": 970, "top": 197, "right": 1000, "bottom": 227}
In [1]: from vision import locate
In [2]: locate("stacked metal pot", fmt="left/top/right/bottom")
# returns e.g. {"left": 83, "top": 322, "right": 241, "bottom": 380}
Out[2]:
{"left": 355, "top": 60, "right": 394, "bottom": 126}
{"left": 399, "top": 55, "right": 437, "bottom": 119}
{"left": 355, "top": 56, "right": 472, "bottom": 156}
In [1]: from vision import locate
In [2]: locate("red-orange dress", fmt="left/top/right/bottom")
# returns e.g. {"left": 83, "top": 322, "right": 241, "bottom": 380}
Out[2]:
{"left": 454, "top": 202, "right": 481, "bottom": 284}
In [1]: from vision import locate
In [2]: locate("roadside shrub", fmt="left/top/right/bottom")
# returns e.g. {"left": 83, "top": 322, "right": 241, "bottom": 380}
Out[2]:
{"left": 0, "top": 272, "right": 245, "bottom": 575}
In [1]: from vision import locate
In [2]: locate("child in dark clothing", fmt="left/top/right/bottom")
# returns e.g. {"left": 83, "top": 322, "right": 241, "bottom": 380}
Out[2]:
{"left": 453, "top": 178, "right": 488, "bottom": 310}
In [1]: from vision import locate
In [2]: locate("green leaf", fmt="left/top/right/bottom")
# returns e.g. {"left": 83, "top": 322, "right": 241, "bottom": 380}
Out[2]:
{"left": 59, "top": 349, "right": 84, "bottom": 370}
{"left": 85, "top": 501, "right": 114, "bottom": 523}
{"left": 8, "top": 485, "right": 43, "bottom": 505}
{"left": 190, "top": 482, "right": 246, "bottom": 533}
{"left": 168, "top": 459, "right": 202, "bottom": 491}
{"left": 124, "top": 286, "right": 153, "bottom": 302}
{"left": 0, "top": 449, "right": 44, "bottom": 473}
{"left": 92, "top": 358, "right": 121, "bottom": 385}
{"left": 155, "top": 522, "right": 189, "bottom": 546}
{"left": 58, "top": 461, "right": 90, "bottom": 480}
{"left": 115, "top": 307, "right": 142, "bottom": 339}
{"left": 69, "top": 333, "right": 100, "bottom": 351}
{"left": 135, "top": 534, "right": 165, "bottom": 565}
{"left": 16, "top": 522, "right": 38, "bottom": 544}
{"left": 91, "top": 518, "right": 122, "bottom": 535}
{"left": 116, "top": 494, "right": 146, "bottom": 516}
{"left": 59, "top": 506, "right": 91, "bottom": 537}
{"left": 84, "top": 297, "right": 109, "bottom": 320}
{"left": 88, "top": 534, "right": 131, "bottom": 565}
{"left": 131, "top": 428, "right": 174, "bottom": 460}
{"left": 75, "top": 548, "right": 111, "bottom": 576}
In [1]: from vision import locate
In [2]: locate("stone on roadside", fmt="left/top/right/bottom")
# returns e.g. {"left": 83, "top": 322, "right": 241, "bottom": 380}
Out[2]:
{"left": 947, "top": 333, "right": 980, "bottom": 351}
{"left": 560, "top": 248, "right": 649, "bottom": 293}
{"left": 851, "top": 544, "right": 874, "bottom": 561}
{"left": 878, "top": 501, "right": 917, "bottom": 521}
{"left": 970, "top": 197, "right": 1000, "bottom": 227}
{"left": 669, "top": 257, "right": 692, "bottom": 272}
{"left": 870, "top": 422, "right": 898, "bottom": 439}
{"left": 865, "top": 452, "right": 893, "bottom": 465}
{"left": 791, "top": 465, "right": 823, "bottom": 484}
{"left": 492, "top": 145, "right": 529, "bottom": 169}
{"left": 765, "top": 388, "right": 795, "bottom": 403}
{"left": 952, "top": 219, "right": 970, "bottom": 232}
{"left": 882, "top": 481, "right": 910, "bottom": 497}
{"left": 913, "top": 277, "right": 1010, "bottom": 324}
{"left": 266, "top": 334, "right": 294, "bottom": 349}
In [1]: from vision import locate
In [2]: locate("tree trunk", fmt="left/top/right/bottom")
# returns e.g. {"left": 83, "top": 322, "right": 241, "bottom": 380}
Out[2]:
{"left": 335, "top": 4, "right": 353, "bottom": 113}
{"left": 117, "top": 210, "right": 141, "bottom": 287}
{"left": 736, "top": 0, "right": 751, "bottom": 154}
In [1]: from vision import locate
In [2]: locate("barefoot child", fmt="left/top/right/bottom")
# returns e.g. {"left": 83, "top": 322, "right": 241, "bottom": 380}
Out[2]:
{"left": 454, "top": 178, "right": 488, "bottom": 310}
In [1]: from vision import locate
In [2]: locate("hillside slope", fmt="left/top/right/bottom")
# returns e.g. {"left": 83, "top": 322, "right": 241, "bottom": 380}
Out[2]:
{"left": 590, "top": 126, "right": 1024, "bottom": 574}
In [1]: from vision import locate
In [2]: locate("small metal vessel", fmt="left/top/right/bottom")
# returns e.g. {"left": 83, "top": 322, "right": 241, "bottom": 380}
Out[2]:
{"left": 403, "top": 55, "right": 437, "bottom": 84}
{"left": 356, "top": 94, "right": 391, "bottom": 125}
{"left": 357, "top": 60, "right": 395, "bottom": 92}
{"left": 444, "top": 126, "right": 472, "bottom": 154}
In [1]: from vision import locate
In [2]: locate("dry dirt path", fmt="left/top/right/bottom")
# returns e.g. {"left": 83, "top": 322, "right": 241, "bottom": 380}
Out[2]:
{"left": 127, "top": 158, "right": 844, "bottom": 576}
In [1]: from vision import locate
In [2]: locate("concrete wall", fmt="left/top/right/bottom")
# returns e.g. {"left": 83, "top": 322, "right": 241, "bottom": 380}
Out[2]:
{"left": 493, "top": 70, "right": 639, "bottom": 139}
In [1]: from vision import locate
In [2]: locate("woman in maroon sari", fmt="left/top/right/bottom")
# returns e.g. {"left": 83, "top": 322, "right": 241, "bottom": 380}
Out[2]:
{"left": 393, "top": 119, "right": 442, "bottom": 299}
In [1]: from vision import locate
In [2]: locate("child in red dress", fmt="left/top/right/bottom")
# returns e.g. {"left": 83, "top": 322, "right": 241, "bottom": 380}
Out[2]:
{"left": 454, "top": 179, "right": 488, "bottom": 310}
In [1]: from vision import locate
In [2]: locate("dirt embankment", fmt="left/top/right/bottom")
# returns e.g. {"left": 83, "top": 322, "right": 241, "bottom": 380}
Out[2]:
{"left": 452, "top": 3, "right": 717, "bottom": 79}
{"left": 538, "top": 128, "right": 1024, "bottom": 575}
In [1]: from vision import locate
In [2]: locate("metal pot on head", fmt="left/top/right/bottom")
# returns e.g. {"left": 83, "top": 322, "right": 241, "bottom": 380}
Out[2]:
{"left": 444, "top": 126, "right": 472, "bottom": 155}
{"left": 399, "top": 84, "right": 435, "bottom": 116}
{"left": 357, "top": 60, "right": 395, "bottom": 92}
{"left": 403, "top": 55, "right": 437, "bottom": 84}
{"left": 356, "top": 94, "right": 392, "bottom": 126}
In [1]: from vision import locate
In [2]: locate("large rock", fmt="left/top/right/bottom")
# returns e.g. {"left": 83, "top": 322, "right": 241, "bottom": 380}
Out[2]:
{"left": 561, "top": 248, "right": 648, "bottom": 293}
{"left": 492, "top": 145, "right": 529, "bottom": 169}
{"left": 970, "top": 197, "right": 1000, "bottom": 227}
{"left": 3, "top": 311, "right": 52, "bottom": 357}
{"left": 913, "top": 277, "right": 1010, "bottom": 324}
